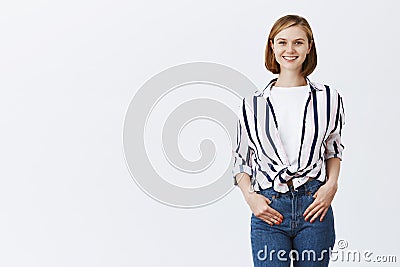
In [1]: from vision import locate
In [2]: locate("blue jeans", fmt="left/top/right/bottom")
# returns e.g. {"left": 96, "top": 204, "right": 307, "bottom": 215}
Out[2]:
{"left": 250, "top": 179, "right": 335, "bottom": 267}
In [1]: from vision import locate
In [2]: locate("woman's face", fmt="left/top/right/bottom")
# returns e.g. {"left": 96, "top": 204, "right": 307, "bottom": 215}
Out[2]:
{"left": 270, "top": 25, "right": 312, "bottom": 73}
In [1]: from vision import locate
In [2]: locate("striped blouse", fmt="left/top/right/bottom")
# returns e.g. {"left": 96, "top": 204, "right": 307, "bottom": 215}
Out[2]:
{"left": 232, "top": 77, "right": 345, "bottom": 193}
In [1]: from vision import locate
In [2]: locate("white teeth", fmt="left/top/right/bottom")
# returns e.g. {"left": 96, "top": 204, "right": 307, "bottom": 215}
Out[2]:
{"left": 283, "top": 56, "right": 297, "bottom": 60}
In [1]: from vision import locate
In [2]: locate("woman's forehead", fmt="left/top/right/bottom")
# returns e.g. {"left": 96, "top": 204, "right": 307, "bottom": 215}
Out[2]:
{"left": 275, "top": 26, "right": 307, "bottom": 39}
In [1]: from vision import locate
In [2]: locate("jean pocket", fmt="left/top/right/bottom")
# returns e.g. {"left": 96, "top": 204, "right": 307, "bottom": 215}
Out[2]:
{"left": 258, "top": 188, "right": 279, "bottom": 201}
{"left": 305, "top": 188, "right": 316, "bottom": 199}
{"left": 305, "top": 182, "right": 324, "bottom": 198}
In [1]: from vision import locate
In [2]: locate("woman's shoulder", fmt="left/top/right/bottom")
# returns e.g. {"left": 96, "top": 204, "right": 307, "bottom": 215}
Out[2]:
{"left": 309, "top": 79, "right": 343, "bottom": 96}
{"left": 236, "top": 89, "right": 266, "bottom": 116}
{"left": 240, "top": 88, "right": 264, "bottom": 102}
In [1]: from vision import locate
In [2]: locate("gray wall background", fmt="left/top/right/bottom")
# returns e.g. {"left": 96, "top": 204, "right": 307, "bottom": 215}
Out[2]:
{"left": 1, "top": 0, "right": 399, "bottom": 266}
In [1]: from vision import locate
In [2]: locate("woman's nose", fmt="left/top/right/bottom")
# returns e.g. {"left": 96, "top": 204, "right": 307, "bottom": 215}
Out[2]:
{"left": 286, "top": 44, "right": 295, "bottom": 53}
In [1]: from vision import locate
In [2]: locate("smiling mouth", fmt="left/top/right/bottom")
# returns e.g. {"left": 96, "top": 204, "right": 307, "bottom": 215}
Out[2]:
{"left": 283, "top": 56, "right": 298, "bottom": 61}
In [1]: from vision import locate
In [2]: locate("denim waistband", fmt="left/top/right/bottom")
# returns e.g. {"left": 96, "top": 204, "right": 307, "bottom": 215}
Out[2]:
{"left": 260, "top": 178, "right": 324, "bottom": 197}
{"left": 287, "top": 178, "right": 324, "bottom": 195}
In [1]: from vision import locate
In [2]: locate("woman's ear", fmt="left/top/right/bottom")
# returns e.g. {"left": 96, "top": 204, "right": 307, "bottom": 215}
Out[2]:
{"left": 269, "top": 39, "right": 274, "bottom": 51}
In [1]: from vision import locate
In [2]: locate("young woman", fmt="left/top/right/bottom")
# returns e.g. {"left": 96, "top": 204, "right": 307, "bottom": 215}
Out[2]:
{"left": 232, "top": 14, "right": 345, "bottom": 266}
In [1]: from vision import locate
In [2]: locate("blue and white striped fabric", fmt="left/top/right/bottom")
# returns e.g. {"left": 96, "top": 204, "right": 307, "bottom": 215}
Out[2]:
{"left": 232, "top": 77, "right": 345, "bottom": 193}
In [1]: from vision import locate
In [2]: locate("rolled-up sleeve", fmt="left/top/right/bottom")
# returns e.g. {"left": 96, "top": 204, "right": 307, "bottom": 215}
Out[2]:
{"left": 324, "top": 92, "right": 345, "bottom": 161}
{"left": 232, "top": 99, "right": 254, "bottom": 186}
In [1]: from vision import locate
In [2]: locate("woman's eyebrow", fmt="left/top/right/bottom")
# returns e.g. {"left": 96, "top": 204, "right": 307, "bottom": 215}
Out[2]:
{"left": 276, "top": 37, "right": 306, "bottom": 41}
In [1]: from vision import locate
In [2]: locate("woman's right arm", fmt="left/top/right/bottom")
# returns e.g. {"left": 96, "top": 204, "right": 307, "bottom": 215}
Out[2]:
{"left": 232, "top": 99, "right": 283, "bottom": 225}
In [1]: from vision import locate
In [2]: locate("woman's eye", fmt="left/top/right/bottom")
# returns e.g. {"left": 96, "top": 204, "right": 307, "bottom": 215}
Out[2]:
{"left": 295, "top": 42, "right": 303, "bottom": 45}
{"left": 278, "top": 42, "right": 286, "bottom": 45}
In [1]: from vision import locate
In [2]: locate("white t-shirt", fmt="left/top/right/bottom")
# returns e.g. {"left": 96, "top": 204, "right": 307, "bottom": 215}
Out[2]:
{"left": 270, "top": 85, "right": 309, "bottom": 165}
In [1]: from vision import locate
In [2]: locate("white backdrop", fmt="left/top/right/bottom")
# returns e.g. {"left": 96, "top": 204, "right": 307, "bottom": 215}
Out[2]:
{"left": 1, "top": 0, "right": 399, "bottom": 266}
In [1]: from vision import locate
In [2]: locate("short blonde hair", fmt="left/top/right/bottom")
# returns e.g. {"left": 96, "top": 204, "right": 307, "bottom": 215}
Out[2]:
{"left": 265, "top": 14, "right": 317, "bottom": 77}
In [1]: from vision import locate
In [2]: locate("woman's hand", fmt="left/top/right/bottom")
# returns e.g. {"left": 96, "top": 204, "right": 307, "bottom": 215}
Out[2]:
{"left": 303, "top": 181, "right": 338, "bottom": 223}
{"left": 246, "top": 193, "right": 283, "bottom": 226}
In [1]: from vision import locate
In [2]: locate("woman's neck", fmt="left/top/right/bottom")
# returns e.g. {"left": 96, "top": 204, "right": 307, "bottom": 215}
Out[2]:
{"left": 274, "top": 71, "right": 307, "bottom": 87}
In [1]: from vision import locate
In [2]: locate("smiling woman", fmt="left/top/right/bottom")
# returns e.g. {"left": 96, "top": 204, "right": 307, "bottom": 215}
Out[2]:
{"left": 232, "top": 14, "right": 345, "bottom": 267}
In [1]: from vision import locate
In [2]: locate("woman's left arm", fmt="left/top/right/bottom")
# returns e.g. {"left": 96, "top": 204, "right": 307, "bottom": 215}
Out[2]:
{"left": 304, "top": 90, "right": 345, "bottom": 222}
{"left": 303, "top": 157, "right": 340, "bottom": 222}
